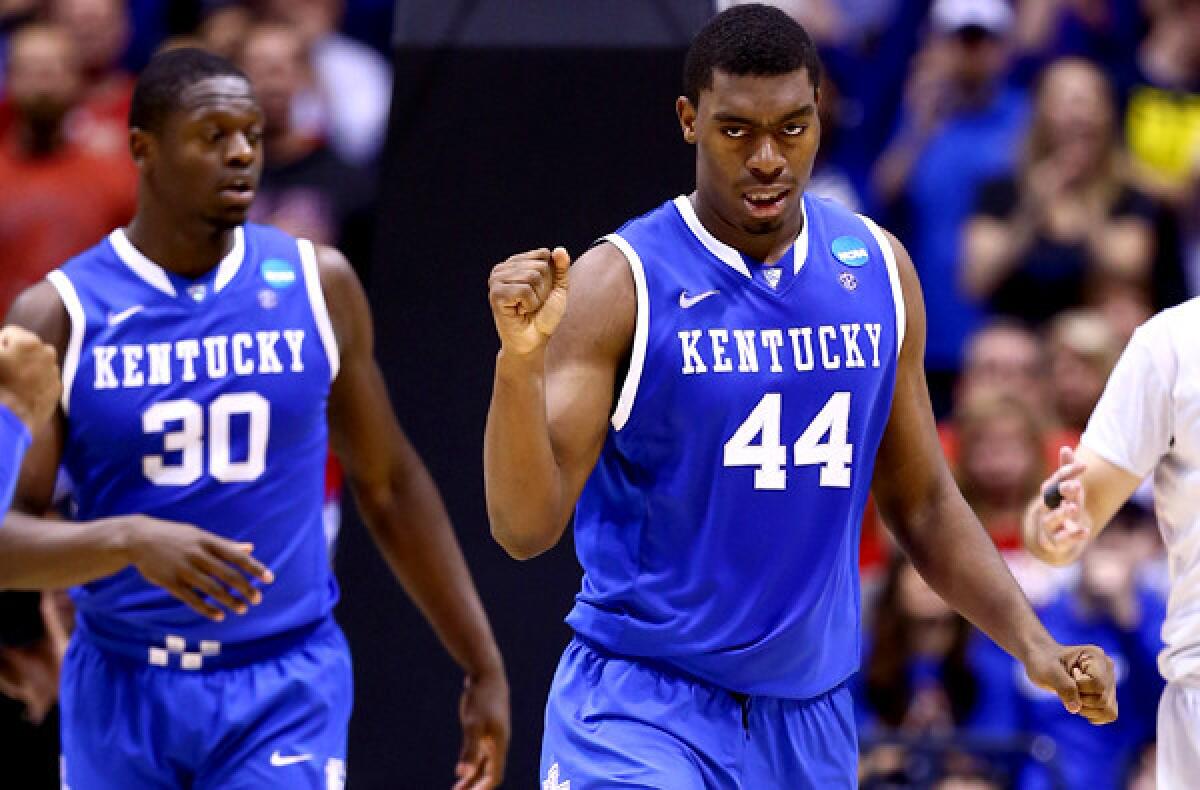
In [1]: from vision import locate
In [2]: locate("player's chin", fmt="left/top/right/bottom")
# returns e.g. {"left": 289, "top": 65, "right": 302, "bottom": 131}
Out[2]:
{"left": 209, "top": 204, "right": 251, "bottom": 229}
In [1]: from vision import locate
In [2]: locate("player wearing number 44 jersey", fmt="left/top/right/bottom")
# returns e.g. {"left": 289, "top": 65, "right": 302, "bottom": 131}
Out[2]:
{"left": 0, "top": 49, "right": 509, "bottom": 789}
{"left": 486, "top": 6, "right": 1118, "bottom": 788}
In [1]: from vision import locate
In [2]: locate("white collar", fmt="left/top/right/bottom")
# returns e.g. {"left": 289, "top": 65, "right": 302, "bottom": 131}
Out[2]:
{"left": 108, "top": 226, "right": 246, "bottom": 297}
{"left": 672, "top": 194, "right": 809, "bottom": 278}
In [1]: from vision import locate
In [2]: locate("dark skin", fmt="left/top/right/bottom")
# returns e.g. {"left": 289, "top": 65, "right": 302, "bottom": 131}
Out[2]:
{"left": 1, "top": 75, "right": 509, "bottom": 789}
{"left": 484, "top": 68, "right": 1118, "bottom": 729}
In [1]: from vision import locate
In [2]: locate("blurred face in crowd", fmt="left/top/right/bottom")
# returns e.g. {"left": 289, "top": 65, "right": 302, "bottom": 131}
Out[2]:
{"left": 958, "top": 397, "right": 1042, "bottom": 507}
{"left": 132, "top": 76, "right": 264, "bottom": 229}
{"left": 1036, "top": 59, "right": 1114, "bottom": 162}
{"left": 238, "top": 25, "right": 308, "bottom": 137}
{"left": 49, "top": 0, "right": 129, "bottom": 76}
{"left": 1048, "top": 315, "right": 1118, "bottom": 431}
{"left": 200, "top": 5, "right": 254, "bottom": 61}
{"left": 6, "top": 25, "right": 80, "bottom": 128}
{"left": 959, "top": 325, "right": 1045, "bottom": 414}
{"left": 944, "top": 26, "right": 1009, "bottom": 94}
{"left": 262, "top": 0, "right": 343, "bottom": 44}
{"left": 679, "top": 68, "right": 820, "bottom": 238}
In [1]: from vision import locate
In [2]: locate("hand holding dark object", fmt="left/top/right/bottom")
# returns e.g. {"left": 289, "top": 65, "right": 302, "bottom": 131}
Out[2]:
{"left": 120, "top": 515, "right": 274, "bottom": 621}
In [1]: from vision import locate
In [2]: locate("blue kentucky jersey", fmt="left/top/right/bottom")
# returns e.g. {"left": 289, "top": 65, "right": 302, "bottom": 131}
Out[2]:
{"left": 47, "top": 223, "right": 339, "bottom": 654}
{"left": 566, "top": 194, "right": 904, "bottom": 699}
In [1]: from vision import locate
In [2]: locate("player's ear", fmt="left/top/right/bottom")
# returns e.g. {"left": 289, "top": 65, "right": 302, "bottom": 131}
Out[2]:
{"left": 676, "top": 96, "right": 697, "bottom": 144}
{"left": 129, "top": 127, "right": 153, "bottom": 168}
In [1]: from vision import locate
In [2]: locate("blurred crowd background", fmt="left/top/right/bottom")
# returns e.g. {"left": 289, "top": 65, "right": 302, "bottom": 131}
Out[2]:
{"left": 0, "top": 0, "right": 1197, "bottom": 787}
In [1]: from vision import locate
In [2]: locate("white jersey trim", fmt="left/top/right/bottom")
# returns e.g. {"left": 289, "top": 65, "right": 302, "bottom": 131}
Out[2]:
{"left": 107, "top": 227, "right": 246, "bottom": 297}
{"left": 859, "top": 215, "right": 906, "bottom": 359}
{"left": 45, "top": 271, "right": 85, "bottom": 416}
{"left": 604, "top": 233, "right": 649, "bottom": 432}
{"left": 297, "top": 239, "right": 341, "bottom": 382}
{"left": 673, "top": 195, "right": 810, "bottom": 278}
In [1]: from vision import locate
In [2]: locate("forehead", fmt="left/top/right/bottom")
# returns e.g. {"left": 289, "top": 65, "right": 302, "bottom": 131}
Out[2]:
{"left": 10, "top": 28, "right": 74, "bottom": 64}
{"left": 174, "top": 75, "right": 260, "bottom": 121}
{"left": 699, "top": 69, "right": 816, "bottom": 117}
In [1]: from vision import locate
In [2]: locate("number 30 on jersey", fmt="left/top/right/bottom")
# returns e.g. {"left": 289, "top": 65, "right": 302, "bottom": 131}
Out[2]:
{"left": 142, "top": 393, "right": 270, "bottom": 485}
{"left": 723, "top": 392, "right": 853, "bottom": 490}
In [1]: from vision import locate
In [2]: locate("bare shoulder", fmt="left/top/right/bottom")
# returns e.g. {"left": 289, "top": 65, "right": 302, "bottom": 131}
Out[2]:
{"left": 5, "top": 280, "right": 70, "bottom": 358}
{"left": 312, "top": 244, "right": 368, "bottom": 354}
{"left": 551, "top": 240, "right": 637, "bottom": 363}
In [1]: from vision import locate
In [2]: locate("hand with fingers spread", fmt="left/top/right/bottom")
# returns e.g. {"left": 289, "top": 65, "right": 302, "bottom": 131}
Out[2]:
{"left": 1024, "top": 642, "right": 1119, "bottom": 725}
{"left": 488, "top": 247, "right": 571, "bottom": 356}
{"left": 1026, "top": 446, "right": 1094, "bottom": 565}
{"left": 120, "top": 515, "right": 274, "bottom": 621}
{"left": 452, "top": 666, "right": 510, "bottom": 790}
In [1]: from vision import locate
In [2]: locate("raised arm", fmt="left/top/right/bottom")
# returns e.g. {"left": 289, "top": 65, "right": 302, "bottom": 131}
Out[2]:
{"left": 316, "top": 245, "right": 508, "bottom": 790}
{"left": 483, "top": 243, "right": 634, "bottom": 560}
{"left": 870, "top": 228, "right": 1117, "bottom": 724}
{"left": 0, "top": 282, "right": 271, "bottom": 621}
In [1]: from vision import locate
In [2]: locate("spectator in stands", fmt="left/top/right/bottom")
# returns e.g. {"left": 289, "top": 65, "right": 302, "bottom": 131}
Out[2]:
{"left": 970, "top": 505, "right": 1165, "bottom": 790}
{"left": 237, "top": 21, "right": 375, "bottom": 274}
{"left": 198, "top": 2, "right": 254, "bottom": 62}
{"left": 872, "top": 0, "right": 1028, "bottom": 406}
{"left": 953, "top": 393, "right": 1047, "bottom": 556}
{"left": 1010, "top": 0, "right": 1144, "bottom": 84}
{"left": 806, "top": 73, "right": 865, "bottom": 212}
{"left": 963, "top": 58, "right": 1156, "bottom": 327}
{"left": 1117, "top": 0, "right": 1200, "bottom": 206}
{"left": 1045, "top": 309, "right": 1122, "bottom": 436}
{"left": 259, "top": 0, "right": 392, "bottom": 166}
{"left": 46, "top": 0, "right": 134, "bottom": 161}
{"left": 0, "top": 22, "right": 136, "bottom": 315}
{"left": 860, "top": 555, "right": 980, "bottom": 734}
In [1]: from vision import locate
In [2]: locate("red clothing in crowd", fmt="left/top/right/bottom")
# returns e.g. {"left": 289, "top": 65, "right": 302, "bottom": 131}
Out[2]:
{"left": 0, "top": 134, "right": 136, "bottom": 314}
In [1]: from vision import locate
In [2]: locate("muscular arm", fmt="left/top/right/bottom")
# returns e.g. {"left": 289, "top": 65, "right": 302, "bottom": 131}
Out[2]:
{"left": 318, "top": 245, "right": 504, "bottom": 673}
{"left": 0, "top": 282, "right": 131, "bottom": 588}
{"left": 871, "top": 230, "right": 1062, "bottom": 665}
{"left": 0, "top": 283, "right": 269, "bottom": 620}
{"left": 483, "top": 243, "right": 634, "bottom": 559}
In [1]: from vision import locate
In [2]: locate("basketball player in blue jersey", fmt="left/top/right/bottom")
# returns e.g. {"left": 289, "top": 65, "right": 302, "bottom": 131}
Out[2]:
{"left": 486, "top": 6, "right": 1117, "bottom": 788}
{"left": 0, "top": 327, "right": 60, "bottom": 514}
{"left": 0, "top": 49, "right": 508, "bottom": 789}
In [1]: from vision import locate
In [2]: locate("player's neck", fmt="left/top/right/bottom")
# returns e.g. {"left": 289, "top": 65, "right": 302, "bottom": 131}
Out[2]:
{"left": 689, "top": 192, "right": 803, "bottom": 264}
{"left": 125, "top": 207, "right": 238, "bottom": 279}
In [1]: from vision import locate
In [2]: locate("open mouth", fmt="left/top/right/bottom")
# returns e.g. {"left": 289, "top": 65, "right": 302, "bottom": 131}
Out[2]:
{"left": 219, "top": 179, "right": 255, "bottom": 205}
{"left": 742, "top": 188, "right": 791, "bottom": 217}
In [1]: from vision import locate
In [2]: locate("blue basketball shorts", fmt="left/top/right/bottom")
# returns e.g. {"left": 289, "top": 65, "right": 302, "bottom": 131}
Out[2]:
{"left": 540, "top": 637, "right": 857, "bottom": 789}
{"left": 59, "top": 618, "right": 353, "bottom": 790}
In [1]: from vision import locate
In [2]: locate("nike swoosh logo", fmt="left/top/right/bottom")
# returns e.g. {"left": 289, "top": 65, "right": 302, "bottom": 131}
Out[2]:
{"left": 269, "top": 751, "right": 313, "bottom": 767}
{"left": 679, "top": 289, "right": 719, "bottom": 308}
{"left": 107, "top": 305, "right": 144, "bottom": 326}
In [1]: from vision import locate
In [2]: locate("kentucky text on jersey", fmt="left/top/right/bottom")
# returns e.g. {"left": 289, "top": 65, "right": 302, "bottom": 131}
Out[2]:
{"left": 91, "top": 330, "right": 308, "bottom": 390}
{"left": 678, "top": 323, "right": 885, "bottom": 375}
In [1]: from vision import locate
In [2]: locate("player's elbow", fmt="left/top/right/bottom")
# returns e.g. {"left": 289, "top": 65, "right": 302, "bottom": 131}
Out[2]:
{"left": 489, "top": 517, "right": 559, "bottom": 561}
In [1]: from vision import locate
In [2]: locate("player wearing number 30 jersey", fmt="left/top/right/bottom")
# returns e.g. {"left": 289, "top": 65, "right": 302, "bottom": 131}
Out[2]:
{"left": 485, "top": 6, "right": 1119, "bottom": 788}
{"left": 0, "top": 48, "right": 508, "bottom": 790}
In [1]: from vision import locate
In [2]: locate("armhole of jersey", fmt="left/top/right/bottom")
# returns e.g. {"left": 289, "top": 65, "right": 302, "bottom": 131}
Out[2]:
{"left": 603, "top": 233, "right": 649, "bottom": 432}
{"left": 297, "top": 239, "right": 341, "bottom": 382}
{"left": 45, "top": 271, "right": 84, "bottom": 416}
{"left": 858, "top": 215, "right": 906, "bottom": 360}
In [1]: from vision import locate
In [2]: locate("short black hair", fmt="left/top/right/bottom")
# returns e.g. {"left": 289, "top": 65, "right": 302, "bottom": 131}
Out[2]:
{"left": 129, "top": 47, "right": 249, "bottom": 133}
{"left": 683, "top": 4, "right": 822, "bottom": 104}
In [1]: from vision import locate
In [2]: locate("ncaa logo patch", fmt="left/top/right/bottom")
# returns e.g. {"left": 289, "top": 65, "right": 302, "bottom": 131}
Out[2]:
{"left": 831, "top": 236, "right": 869, "bottom": 267}
{"left": 261, "top": 258, "right": 297, "bottom": 289}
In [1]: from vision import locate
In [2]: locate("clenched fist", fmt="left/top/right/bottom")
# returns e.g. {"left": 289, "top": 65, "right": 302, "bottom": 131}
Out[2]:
{"left": 0, "top": 326, "right": 61, "bottom": 432}
{"left": 488, "top": 247, "right": 570, "bottom": 355}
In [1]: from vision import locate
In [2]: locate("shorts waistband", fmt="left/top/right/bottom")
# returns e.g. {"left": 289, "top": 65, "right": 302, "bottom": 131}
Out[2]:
{"left": 76, "top": 616, "right": 328, "bottom": 671}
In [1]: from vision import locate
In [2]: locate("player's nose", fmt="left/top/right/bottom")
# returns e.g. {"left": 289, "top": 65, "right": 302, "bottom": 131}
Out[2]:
{"left": 225, "top": 132, "right": 256, "bottom": 167}
{"left": 746, "top": 137, "right": 785, "bottom": 181}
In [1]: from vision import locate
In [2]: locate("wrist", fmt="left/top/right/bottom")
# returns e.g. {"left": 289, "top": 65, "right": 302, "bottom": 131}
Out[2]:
{"left": 495, "top": 346, "right": 546, "bottom": 379}
{"left": 1015, "top": 627, "right": 1061, "bottom": 666}
{"left": 107, "top": 517, "right": 140, "bottom": 567}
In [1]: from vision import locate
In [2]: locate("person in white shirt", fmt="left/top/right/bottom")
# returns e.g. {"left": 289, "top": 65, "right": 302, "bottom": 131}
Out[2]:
{"left": 1024, "top": 296, "right": 1200, "bottom": 788}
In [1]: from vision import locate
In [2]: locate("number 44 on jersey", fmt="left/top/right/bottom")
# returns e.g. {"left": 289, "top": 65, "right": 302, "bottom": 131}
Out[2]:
{"left": 723, "top": 392, "right": 853, "bottom": 490}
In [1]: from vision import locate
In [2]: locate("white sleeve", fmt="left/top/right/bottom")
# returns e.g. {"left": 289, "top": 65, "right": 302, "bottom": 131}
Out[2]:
{"left": 1080, "top": 323, "right": 1174, "bottom": 478}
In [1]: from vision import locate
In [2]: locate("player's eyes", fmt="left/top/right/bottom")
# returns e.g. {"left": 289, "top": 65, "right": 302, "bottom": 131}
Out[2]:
{"left": 722, "top": 127, "right": 749, "bottom": 139}
{"left": 781, "top": 124, "right": 808, "bottom": 137}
